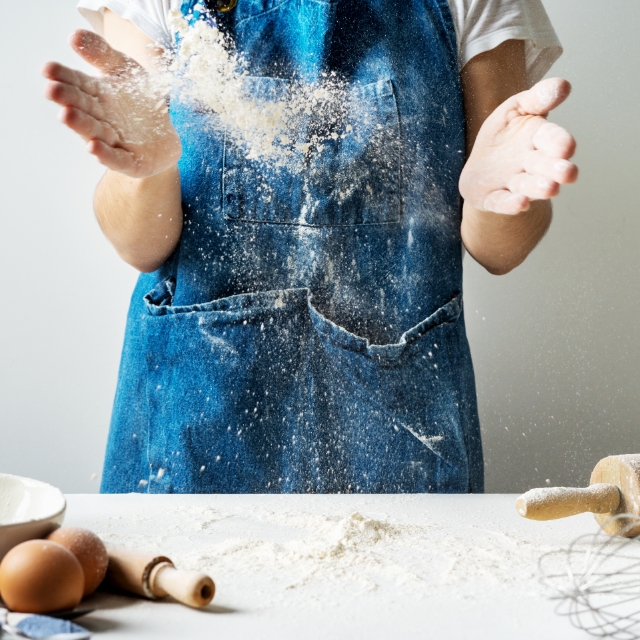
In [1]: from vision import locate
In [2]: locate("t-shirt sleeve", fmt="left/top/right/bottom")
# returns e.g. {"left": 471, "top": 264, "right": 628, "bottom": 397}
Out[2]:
{"left": 447, "top": 0, "right": 562, "bottom": 86}
{"left": 76, "top": 0, "right": 174, "bottom": 48}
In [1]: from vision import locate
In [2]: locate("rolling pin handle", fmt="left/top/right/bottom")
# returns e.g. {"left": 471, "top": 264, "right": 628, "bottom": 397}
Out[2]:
{"left": 148, "top": 562, "right": 215, "bottom": 608}
{"left": 516, "top": 483, "right": 621, "bottom": 521}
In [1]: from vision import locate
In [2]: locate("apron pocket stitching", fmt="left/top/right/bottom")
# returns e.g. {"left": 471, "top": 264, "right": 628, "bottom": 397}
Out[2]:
{"left": 234, "top": 0, "right": 296, "bottom": 28}
{"left": 145, "top": 278, "right": 310, "bottom": 319}
{"left": 222, "top": 78, "right": 402, "bottom": 226}
{"left": 308, "top": 292, "right": 462, "bottom": 364}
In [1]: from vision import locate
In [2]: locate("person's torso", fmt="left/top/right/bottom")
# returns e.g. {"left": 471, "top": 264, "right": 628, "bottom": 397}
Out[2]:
{"left": 169, "top": 0, "right": 466, "bottom": 345}
{"left": 102, "top": 0, "right": 483, "bottom": 496}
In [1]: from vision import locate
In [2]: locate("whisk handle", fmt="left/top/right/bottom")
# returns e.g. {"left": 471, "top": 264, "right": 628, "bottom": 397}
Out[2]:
{"left": 516, "top": 483, "right": 621, "bottom": 520}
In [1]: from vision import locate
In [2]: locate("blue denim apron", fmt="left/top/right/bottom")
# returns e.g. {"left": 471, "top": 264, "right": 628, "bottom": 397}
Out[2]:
{"left": 101, "top": 0, "right": 484, "bottom": 493}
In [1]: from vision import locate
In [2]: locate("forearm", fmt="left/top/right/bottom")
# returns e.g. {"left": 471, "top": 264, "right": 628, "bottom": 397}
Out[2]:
{"left": 94, "top": 166, "right": 183, "bottom": 272}
{"left": 461, "top": 199, "right": 552, "bottom": 275}
{"left": 457, "top": 39, "right": 576, "bottom": 276}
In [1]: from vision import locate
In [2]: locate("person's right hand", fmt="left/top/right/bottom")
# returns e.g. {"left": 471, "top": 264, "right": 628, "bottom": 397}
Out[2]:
{"left": 43, "top": 30, "right": 181, "bottom": 179}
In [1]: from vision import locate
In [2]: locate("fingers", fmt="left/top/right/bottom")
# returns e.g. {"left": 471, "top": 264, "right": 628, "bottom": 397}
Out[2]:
{"left": 514, "top": 78, "right": 572, "bottom": 117}
{"left": 59, "top": 106, "right": 120, "bottom": 147}
{"left": 533, "top": 122, "right": 576, "bottom": 159}
{"left": 491, "top": 149, "right": 577, "bottom": 211}
{"left": 59, "top": 109, "right": 139, "bottom": 175}
{"left": 87, "top": 139, "right": 137, "bottom": 173}
{"left": 485, "top": 162, "right": 576, "bottom": 214}
{"left": 506, "top": 146, "right": 578, "bottom": 204}
{"left": 483, "top": 190, "right": 530, "bottom": 215}
{"left": 42, "top": 61, "right": 101, "bottom": 97}
{"left": 508, "top": 173, "right": 559, "bottom": 201}
{"left": 69, "top": 29, "right": 140, "bottom": 76}
{"left": 523, "top": 150, "right": 578, "bottom": 184}
{"left": 45, "top": 81, "right": 104, "bottom": 120}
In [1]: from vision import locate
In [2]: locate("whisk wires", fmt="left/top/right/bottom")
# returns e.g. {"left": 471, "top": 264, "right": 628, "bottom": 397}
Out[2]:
{"left": 540, "top": 515, "right": 640, "bottom": 639}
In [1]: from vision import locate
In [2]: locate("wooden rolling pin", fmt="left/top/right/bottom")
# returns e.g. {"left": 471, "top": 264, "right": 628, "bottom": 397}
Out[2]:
{"left": 516, "top": 454, "right": 640, "bottom": 536}
{"left": 105, "top": 547, "right": 215, "bottom": 607}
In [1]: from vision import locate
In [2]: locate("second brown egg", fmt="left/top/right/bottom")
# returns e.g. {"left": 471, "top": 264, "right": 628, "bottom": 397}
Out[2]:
{"left": 47, "top": 527, "right": 109, "bottom": 596}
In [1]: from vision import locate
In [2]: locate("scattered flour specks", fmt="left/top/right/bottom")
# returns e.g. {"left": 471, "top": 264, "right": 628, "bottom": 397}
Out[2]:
{"left": 94, "top": 504, "right": 566, "bottom": 610}
{"left": 158, "top": 10, "right": 349, "bottom": 165}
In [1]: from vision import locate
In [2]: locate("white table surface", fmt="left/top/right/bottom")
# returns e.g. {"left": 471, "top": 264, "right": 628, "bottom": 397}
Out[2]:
{"left": 64, "top": 494, "right": 599, "bottom": 639}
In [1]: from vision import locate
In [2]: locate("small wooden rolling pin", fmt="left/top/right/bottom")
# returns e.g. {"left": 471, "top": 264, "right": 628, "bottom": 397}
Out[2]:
{"left": 516, "top": 454, "right": 640, "bottom": 536}
{"left": 105, "top": 547, "right": 215, "bottom": 608}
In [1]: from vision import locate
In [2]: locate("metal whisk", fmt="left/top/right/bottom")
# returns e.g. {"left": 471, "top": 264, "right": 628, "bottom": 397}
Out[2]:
{"left": 540, "top": 515, "right": 640, "bottom": 639}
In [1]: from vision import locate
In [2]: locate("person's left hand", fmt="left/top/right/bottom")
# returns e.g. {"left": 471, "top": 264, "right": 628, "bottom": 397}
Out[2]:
{"left": 42, "top": 30, "right": 181, "bottom": 179}
{"left": 459, "top": 77, "right": 578, "bottom": 215}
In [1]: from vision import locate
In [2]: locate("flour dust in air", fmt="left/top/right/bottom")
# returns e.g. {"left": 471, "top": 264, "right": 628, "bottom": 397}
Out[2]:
{"left": 156, "top": 7, "right": 351, "bottom": 168}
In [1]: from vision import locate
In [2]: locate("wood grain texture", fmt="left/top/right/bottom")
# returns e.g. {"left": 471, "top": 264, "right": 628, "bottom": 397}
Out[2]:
{"left": 105, "top": 547, "right": 172, "bottom": 599}
{"left": 516, "top": 484, "right": 620, "bottom": 520}
{"left": 149, "top": 562, "right": 215, "bottom": 608}
{"left": 105, "top": 546, "right": 215, "bottom": 607}
{"left": 591, "top": 455, "right": 640, "bottom": 536}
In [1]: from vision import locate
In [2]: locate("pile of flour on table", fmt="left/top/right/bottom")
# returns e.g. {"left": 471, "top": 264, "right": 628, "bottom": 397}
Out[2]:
{"left": 95, "top": 503, "right": 568, "bottom": 610}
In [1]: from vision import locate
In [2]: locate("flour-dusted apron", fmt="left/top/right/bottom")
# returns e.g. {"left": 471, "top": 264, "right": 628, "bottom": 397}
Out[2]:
{"left": 101, "top": 0, "right": 484, "bottom": 494}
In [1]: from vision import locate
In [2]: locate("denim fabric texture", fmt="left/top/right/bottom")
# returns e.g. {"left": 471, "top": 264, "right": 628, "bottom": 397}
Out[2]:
{"left": 101, "top": 0, "right": 484, "bottom": 493}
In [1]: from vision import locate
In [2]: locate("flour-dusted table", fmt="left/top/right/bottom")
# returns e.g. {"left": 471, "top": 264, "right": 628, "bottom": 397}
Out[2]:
{"left": 67, "top": 494, "right": 596, "bottom": 639}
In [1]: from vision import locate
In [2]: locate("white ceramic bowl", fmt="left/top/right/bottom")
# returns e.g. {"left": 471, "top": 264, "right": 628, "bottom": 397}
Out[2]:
{"left": 0, "top": 473, "right": 66, "bottom": 561}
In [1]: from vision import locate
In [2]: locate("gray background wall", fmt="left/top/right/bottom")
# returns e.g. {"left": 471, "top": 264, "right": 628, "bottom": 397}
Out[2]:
{"left": 1, "top": 1, "right": 638, "bottom": 493}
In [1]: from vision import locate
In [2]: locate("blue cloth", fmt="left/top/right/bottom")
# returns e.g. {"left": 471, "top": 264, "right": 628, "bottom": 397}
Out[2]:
{"left": 101, "top": 0, "right": 484, "bottom": 494}
{"left": 14, "top": 615, "right": 90, "bottom": 639}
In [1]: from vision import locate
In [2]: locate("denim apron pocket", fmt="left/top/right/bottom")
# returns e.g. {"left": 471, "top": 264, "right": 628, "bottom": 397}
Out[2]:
{"left": 222, "top": 78, "right": 402, "bottom": 226}
{"left": 140, "top": 278, "right": 469, "bottom": 493}
{"left": 142, "top": 278, "right": 313, "bottom": 493}
{"left": 307, "top": 293, "right": 470, "bottom": 493}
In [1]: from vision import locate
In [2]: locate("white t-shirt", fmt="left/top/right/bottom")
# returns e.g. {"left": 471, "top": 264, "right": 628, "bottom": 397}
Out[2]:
{"left": 77, "top": 0, "right": 562, "bottom": 86}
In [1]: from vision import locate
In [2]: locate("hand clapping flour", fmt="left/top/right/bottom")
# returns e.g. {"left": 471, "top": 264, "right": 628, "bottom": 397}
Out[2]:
{"left": 105, "top": 7, "right": 398, "bottom": 219}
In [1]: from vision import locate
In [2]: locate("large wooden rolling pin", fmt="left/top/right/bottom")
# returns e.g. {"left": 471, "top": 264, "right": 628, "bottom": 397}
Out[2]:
{"left": 105, "top": 547, "right": 215, "bottom": 607}
{"left": 516, "top": 454, "right": 640, "bottom": 536}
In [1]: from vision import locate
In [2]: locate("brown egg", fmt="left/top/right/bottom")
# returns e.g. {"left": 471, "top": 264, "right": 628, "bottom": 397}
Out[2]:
{"left": 0, "top": 540, "right": 84, "bottom": 613}
{"left": 47, "top": 527, "right": 109, "bottom": 596}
